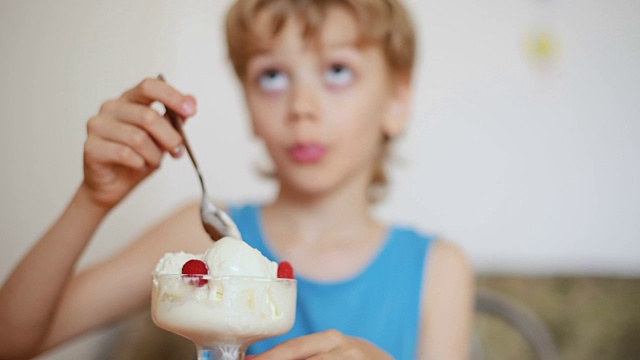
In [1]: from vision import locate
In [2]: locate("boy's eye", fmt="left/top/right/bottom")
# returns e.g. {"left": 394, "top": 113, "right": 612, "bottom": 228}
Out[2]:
{"left": 325, "top": 64, "right": 354, "bottom": 87}
{"left": 258, "top": 69, "right": 289, "bottom": 92}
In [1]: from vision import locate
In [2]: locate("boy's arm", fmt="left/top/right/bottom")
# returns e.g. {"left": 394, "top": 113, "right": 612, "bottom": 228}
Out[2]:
{"left": 418, "top": 240, "right": 475, "bottom": 360}
{"left": 0, "top": 197, "right": 208, "bottom": 359}
{"left": 0, "top": 77, "right": 197, "bottom": 359}
{"left": 39, "top": 201, "right": 209, "bottom": 355}
{"left": 0, "top": 185, "right": 108, "bottom": 358}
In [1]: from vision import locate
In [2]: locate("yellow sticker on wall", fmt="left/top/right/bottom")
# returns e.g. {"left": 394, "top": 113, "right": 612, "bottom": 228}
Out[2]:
{"left": 525, "top": 28, "right": 562, "bottom": 67}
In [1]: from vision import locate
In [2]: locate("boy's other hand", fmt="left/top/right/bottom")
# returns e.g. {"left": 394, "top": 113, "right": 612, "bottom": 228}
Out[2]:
{"left": 253, "top": 330, "right": 393, "bottom": 360}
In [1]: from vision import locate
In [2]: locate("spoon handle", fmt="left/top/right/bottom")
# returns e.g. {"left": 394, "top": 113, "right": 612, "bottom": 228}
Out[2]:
{"left": 157, "top": 74, "right": 207, "bottom": 194}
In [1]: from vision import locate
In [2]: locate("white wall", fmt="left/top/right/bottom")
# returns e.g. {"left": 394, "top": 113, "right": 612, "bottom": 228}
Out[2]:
{"left": 0, "top": 0, "right": 639, "bottom": 358}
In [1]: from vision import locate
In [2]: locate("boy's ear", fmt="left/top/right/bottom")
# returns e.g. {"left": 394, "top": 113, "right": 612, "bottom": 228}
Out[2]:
{"left": 382, "top": 76, "right": 413, "bottom": 139}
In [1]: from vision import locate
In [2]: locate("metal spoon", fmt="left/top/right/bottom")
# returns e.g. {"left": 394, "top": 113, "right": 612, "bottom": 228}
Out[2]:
{"left": 157, "top": 74, "right": 242, "bottom": 241}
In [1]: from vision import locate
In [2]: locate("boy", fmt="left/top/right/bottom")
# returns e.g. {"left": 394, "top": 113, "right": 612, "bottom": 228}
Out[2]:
{"left": 0, "top": 1, "right": 474, "bottom": 358}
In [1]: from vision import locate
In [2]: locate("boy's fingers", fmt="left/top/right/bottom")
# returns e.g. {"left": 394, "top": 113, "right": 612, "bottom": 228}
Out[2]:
{"left": 85, "top": 136, "right": 146, "bottom": 170}
{"left": 95, "top": 119, "right": 164, "bottom": 169}
{"left": 98, "top": 101, "right": 183, "bottom": 155}
{"left": 120, "top": 77, "right": 197, "bottom": 119}
{"left": 255, "top": 332, "right": 339, "bottom": 360}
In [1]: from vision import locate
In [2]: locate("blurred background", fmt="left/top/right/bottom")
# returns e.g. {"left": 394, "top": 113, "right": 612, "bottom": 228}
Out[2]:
{"left": 0, "top": 0, "right": 638, "bottom": 358}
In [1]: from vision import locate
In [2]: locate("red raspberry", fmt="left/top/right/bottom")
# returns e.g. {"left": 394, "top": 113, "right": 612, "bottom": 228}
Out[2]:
{"left": 277, "top": 261, "right": 295, "bottom": 279}
{"left": 181, "top": 259, "right": 209, "bottom": 286}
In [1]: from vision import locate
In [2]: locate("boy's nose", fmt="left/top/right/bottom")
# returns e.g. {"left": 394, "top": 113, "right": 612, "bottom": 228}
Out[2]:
{"left": 288, "top": 80, "right": 318, "bottom": 122}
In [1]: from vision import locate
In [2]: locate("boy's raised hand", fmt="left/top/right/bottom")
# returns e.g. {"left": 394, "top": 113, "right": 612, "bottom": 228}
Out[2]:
{"left": 82, "top": 77, "right": 197, "bottom": 209}
{"left": 254, "top": 330, "right": 394, "bottom": 360}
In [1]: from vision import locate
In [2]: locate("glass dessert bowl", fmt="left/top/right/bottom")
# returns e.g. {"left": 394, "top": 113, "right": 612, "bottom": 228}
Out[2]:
{"left": 152, "top": 273, "right": 297, "bottom": 360}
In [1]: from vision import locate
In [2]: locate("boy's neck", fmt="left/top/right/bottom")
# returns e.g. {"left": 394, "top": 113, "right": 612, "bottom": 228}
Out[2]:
{"left": 266, "top": 177, "right": 380, "bottom": 245}
{"left": 263, "top": 174, "right": 388, "bottom": 282}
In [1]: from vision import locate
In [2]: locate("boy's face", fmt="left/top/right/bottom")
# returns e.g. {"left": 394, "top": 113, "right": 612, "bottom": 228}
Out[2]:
{"left": 242, "top": 6, "right": 410, "bottom": 197}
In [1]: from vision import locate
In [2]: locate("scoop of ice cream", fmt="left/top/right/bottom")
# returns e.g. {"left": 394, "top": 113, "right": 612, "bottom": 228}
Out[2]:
{"left": 154, "top": 251, "right": 199, "bottom": 275}
{"left": 153, "top": 237, "right": 277, "bottom": 279}
{"left": 203, "top": 237, "right": 277, "bottom": 278}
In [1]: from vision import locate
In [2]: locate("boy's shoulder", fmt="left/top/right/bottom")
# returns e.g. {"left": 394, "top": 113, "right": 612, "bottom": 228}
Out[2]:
{"left": 389, "top": 224, "right": 437, "bottom": 246}
{"left": 389, "top": 225, "right": 470, "bottom": 270}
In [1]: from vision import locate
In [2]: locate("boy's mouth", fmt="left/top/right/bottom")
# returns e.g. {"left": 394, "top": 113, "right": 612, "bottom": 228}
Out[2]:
{"left": 288, "top": 143, "right": 327, "bottom": 164}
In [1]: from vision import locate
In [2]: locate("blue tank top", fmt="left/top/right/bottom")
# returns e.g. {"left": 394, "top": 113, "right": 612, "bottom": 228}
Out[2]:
{"left": 229, "top": 204, "right": 435, "bottom": 359}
